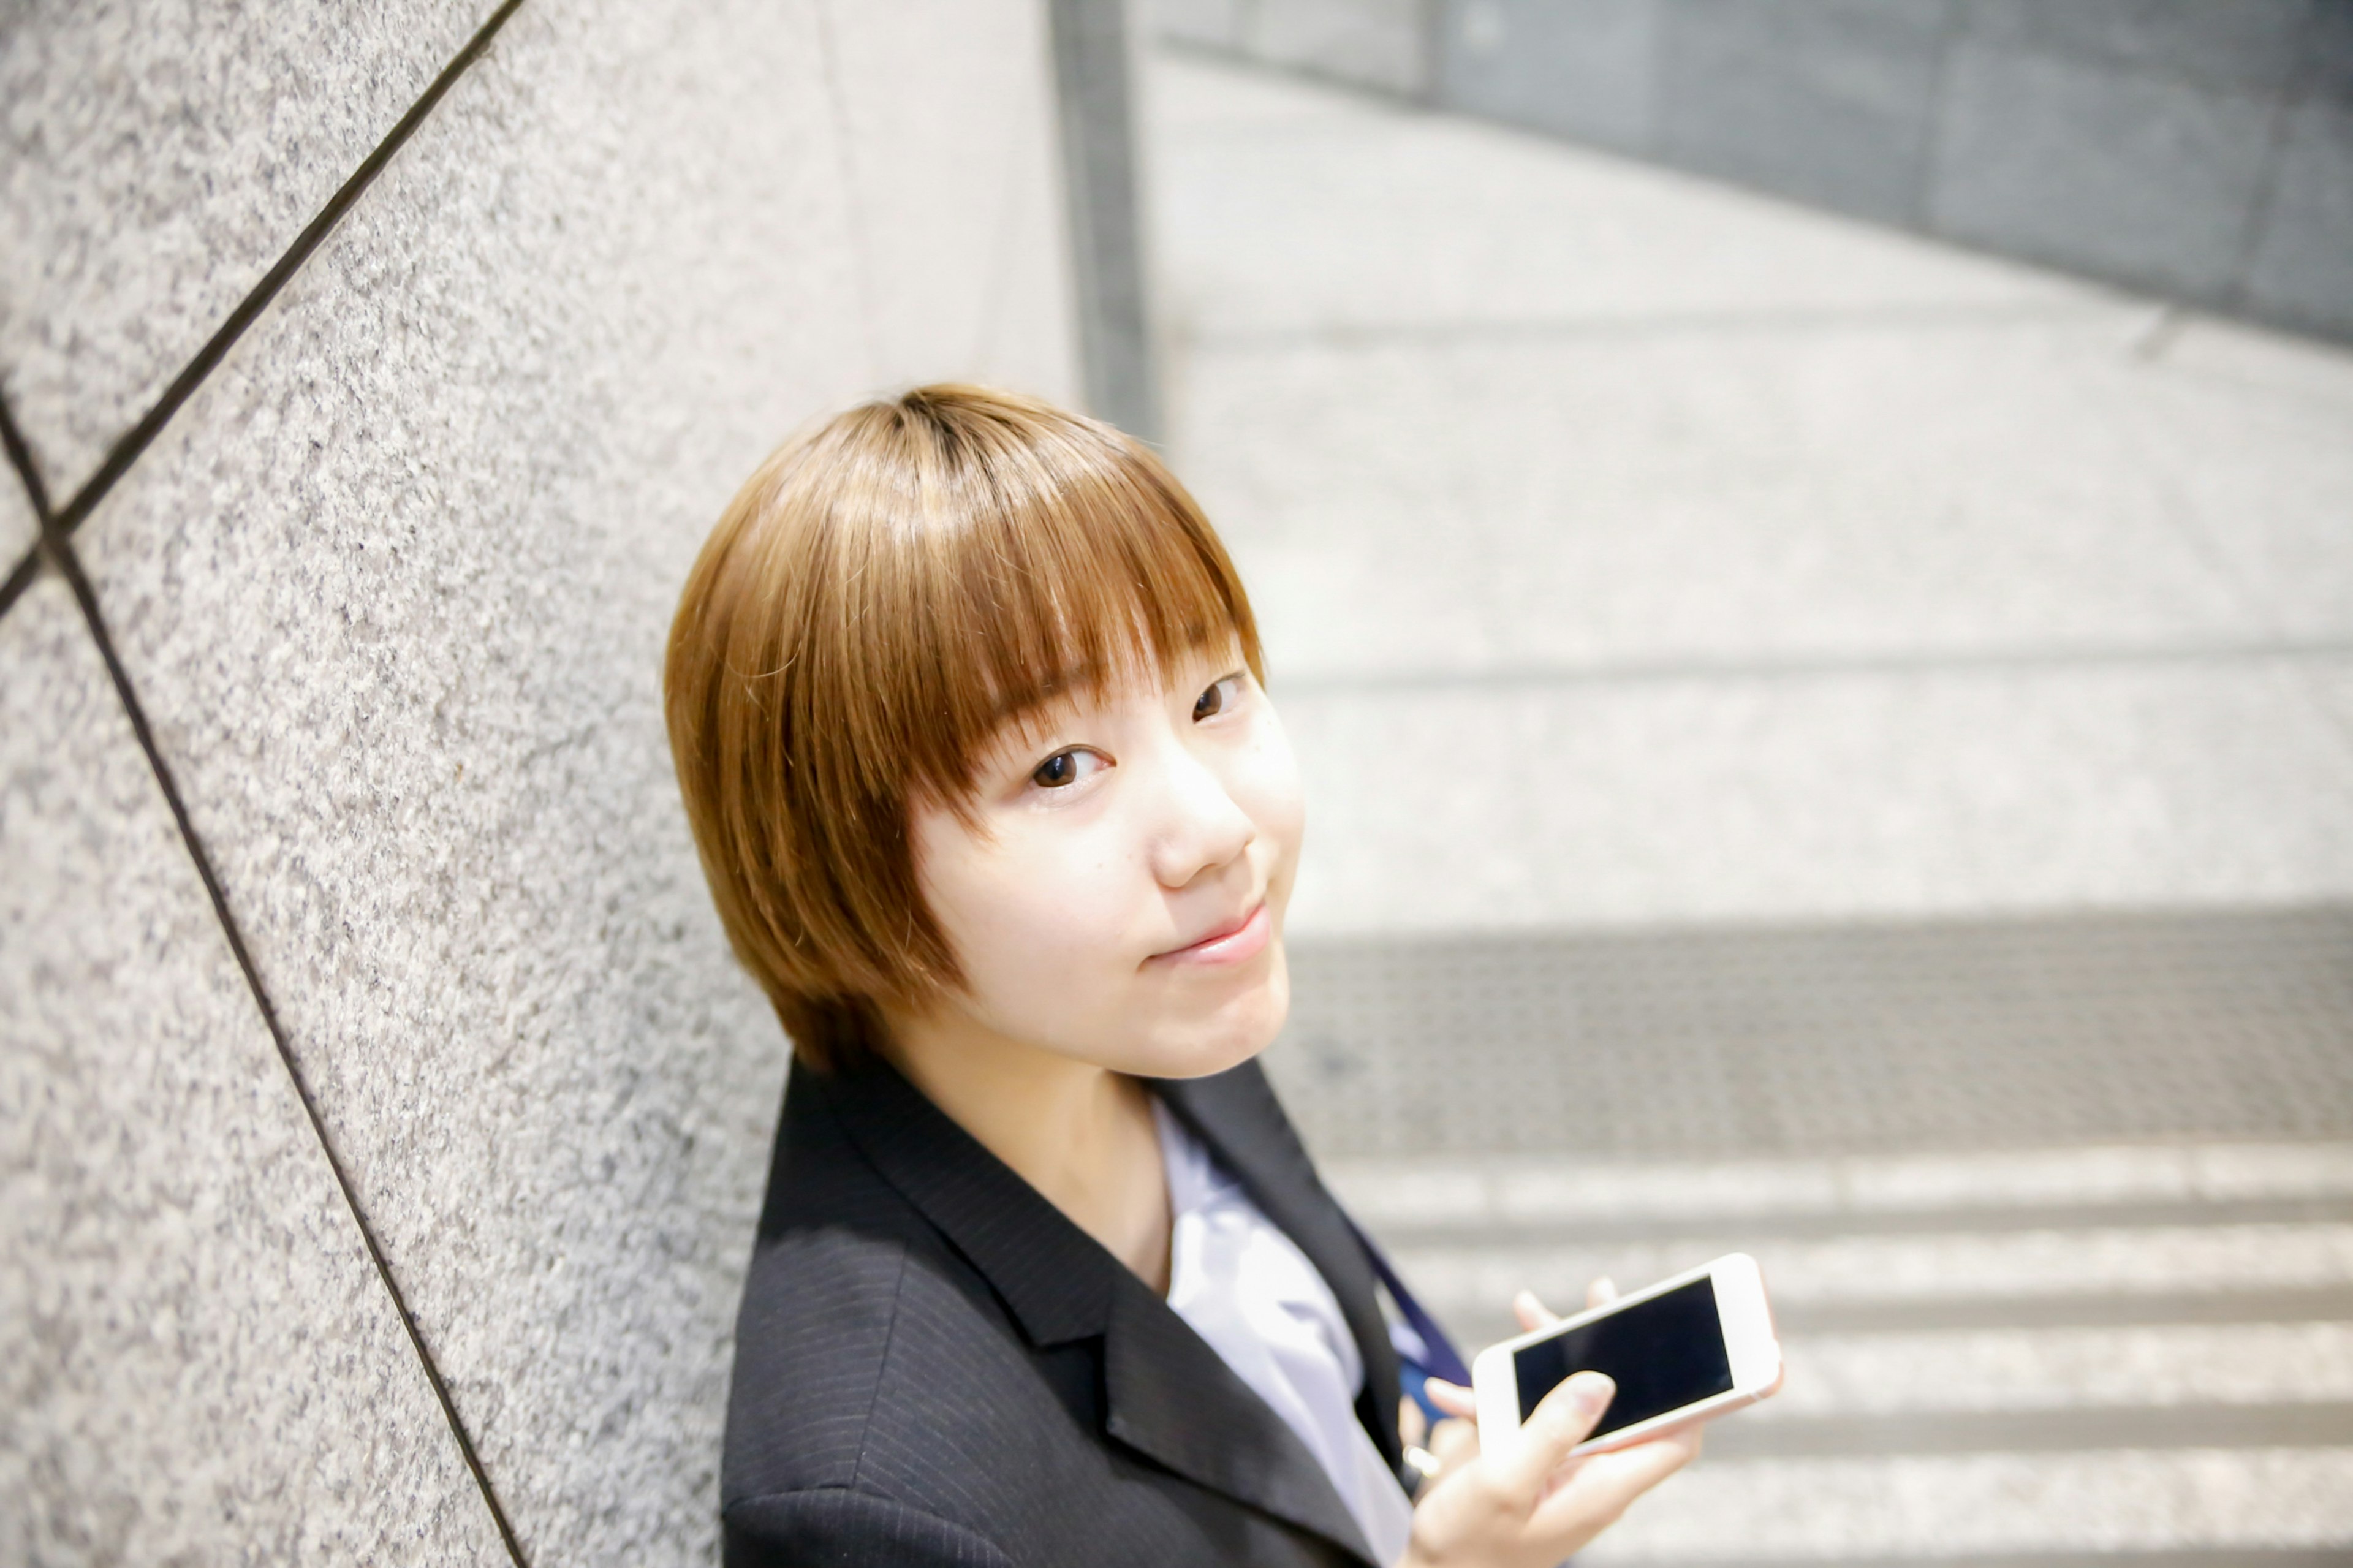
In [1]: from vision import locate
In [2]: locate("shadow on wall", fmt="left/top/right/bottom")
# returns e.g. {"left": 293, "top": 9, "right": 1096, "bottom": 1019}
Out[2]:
{"left": 1148, "top": 0, "right": 2353, "bottom": 342}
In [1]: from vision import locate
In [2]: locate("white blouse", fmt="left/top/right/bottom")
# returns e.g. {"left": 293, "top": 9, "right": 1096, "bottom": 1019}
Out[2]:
{"left": 1154, "top": 1099, "right": 1417, "bottom": 1566}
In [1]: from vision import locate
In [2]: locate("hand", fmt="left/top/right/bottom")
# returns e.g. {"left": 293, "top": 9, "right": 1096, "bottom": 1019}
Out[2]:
{"left": 1409, "top": 1280, "right": 1620, "bottom": 1482}
{"left": 1398, "top": 1279, "right": 1700, "bottom": 1568}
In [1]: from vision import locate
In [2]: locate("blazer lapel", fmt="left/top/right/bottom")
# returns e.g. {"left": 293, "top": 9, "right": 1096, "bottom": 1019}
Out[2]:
{"left": 1103, "top": 1271, "right": 1379, "bottom": 1564}
{"left": 817, "top": 1057, "right": 1382, "bottom": 1566}
{"left": 1155, "top": 1059, "right": 1406, "bottom": 1472}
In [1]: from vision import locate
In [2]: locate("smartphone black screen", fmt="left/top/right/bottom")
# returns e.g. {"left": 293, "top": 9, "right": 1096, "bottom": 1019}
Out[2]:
{"left": 1512, "top": 1276, "right": 1735, "bottom": 1438}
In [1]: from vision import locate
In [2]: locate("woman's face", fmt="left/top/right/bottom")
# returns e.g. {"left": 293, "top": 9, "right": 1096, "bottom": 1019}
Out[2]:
{"left": 905, "top": 639, "right": 1305, "bottom": 1080}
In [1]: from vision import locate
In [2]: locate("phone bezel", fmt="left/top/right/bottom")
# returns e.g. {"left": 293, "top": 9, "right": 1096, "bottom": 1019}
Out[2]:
{"left": 1469, "top": 1252, "right": 1782, "bottom": 1456}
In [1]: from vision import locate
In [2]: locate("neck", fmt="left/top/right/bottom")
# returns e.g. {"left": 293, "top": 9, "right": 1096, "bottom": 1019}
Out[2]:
{"left": 879, "top": 1007, "right": 1173, "bottom": 1294}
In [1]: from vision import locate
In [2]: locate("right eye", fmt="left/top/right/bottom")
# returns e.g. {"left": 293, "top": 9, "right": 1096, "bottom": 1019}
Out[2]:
{"left": 1031, "top": 748, "right": 1108, "bottom": 789}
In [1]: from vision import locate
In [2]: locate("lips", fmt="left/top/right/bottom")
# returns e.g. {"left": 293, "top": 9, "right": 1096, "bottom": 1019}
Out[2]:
{"left": 1153, "top": 901, "right": 1272, "bottom": 966}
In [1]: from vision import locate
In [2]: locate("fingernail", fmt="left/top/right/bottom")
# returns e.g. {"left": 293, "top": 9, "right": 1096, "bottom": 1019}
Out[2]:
{"left": 1566, "top": 1371, "right": 1615, "bottom": 1416}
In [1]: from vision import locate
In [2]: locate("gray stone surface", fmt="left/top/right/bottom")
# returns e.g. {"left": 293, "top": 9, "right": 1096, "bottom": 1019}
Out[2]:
{"left": 1160, "top": 2, "right": 2353, "bottom": 346}
{"left": 1184, "top": 315, "right": 2310, "bottom": 681}
{"left": 1, "top": 470, "right": 34, "bottom": 564}
{"left": 1274, "top": 662, "right": 2353, "bottom": 934}
{"left": 2245, "top": 100, "right": 2353, "bottom": 339}
{"left": 2129, "top": 322, "right": 2353, "bottom": 643}
{"left": 1146, "top": 0, "right": 1249, "bottom": 50}
{"left": 1151, "top": 50, "right": 2353, "bottom": 933}
{"left": 2308, "top": 1, "right": 2353, "bottom": 109}
{"left": 1276, "top": 910, "right": 2353, "bottom": 1161}
{"left": 1248, "top": 0, "right": 1428, "bottom": 96}
{"left": 0, "top": 0, "right": 499, "bottom": 501}
{"left": 1186, "top": 308, "right": 2353, "bottom": 673}
{"left": 1148, "top": 52, "right": 2091, "bottom": 343}
{"left": 1591, "top": 1447, "right": 2353, "bottom": 1556}
{"left": 823, "top": 0, "right": 1079, "bottom": 396}
{"left": 1051, "top": 0, "right": 1162, "bottom": 437}
{"left": 63, "top": 0, "right": 1074, "bottom": 1560}
{"left": 1437, "top": 0, "right": 1658, "bottom": 150}
{"left": 0, "top": 574, "right": 507, "bottom": 1566}
{"left": 1654, "top": 0, "right": 1950, "bottom": 224}
{"left": 1960, "top": 0, "right": 2320, "bottom": 99}
{"left": 1928, "top": 44, "right": 2278, "bottom": 298}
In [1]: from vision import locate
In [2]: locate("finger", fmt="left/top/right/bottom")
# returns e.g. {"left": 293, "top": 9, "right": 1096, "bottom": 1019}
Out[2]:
{"left": 1494, "top": 1372, "right": 1614, "bottom": 1500}
{"left": 1513, "top": 1289, "right": 1561, "bottom": 1331}
{"left": 1429, "top": 1415, "right": 1479, "bottom": 1471}
{"left": 1399, "top": 1395, "right": 1428, "bottom": 1450}
{"left": 1525, "top": 1429, "right": 1697, "bottom": 1545}
{"left": 1422, "top": 1377, "right": 1477, "bottom": 1422}
{"left": 1585, "top": 1276, "right": 1618, "bottom": 1309}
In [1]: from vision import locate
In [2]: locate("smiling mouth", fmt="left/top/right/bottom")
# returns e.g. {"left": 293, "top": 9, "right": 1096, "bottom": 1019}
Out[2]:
{"left": 1153, "top": 901, "right": 1273, "bottom": 967}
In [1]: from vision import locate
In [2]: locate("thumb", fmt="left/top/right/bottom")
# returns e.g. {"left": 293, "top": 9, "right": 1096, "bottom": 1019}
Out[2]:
{"left": 1495, "top": 1371, "right": 1615, "bottom": 1499}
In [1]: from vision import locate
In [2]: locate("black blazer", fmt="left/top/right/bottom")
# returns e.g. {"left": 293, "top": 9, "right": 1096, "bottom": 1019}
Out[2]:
{"left": 721, "top": 1053, "right": 1408, "bottom": 1567}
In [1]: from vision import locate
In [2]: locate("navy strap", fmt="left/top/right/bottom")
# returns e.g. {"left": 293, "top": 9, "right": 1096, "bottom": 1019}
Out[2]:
{"left": 1347, "top": 1214, "right": 1472, "bottom": 1388}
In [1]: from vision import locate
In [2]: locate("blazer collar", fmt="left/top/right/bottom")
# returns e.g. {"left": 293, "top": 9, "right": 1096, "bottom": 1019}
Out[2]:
{"left": 1157, "top": 1062, "right": 1406, "bottom": 1472}
{"left": 813, "top": 1055, "right": 1385, "bottom": 1565}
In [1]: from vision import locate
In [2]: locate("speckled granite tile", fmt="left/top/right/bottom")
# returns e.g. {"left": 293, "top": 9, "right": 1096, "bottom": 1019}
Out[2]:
{"left": 0, "top": 574, "right": 507, "bottom": 1566}
{"left": 1, "top": 471, "right": 34, "bottom": 564}
{"left": 67, "top": 0, "right": 1071, "bottom": 1561}
{"left": 0, "top": 0, "right": 499, "bottom": 499}
{"left": 821, "top": 0, "right": 1080, "bottom": 399}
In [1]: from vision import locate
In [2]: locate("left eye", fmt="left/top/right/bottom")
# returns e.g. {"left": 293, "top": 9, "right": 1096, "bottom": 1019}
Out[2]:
{"left": 1194, "top": 675, "right": 1243, "bottom": 721}
{"left": 1031, "top": 748, "right": 1108, "bottom": 789}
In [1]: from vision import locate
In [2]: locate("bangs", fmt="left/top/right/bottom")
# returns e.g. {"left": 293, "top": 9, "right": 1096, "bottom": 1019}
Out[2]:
{"left": 789, "top": 389, "right": 1263, "bottom": 814}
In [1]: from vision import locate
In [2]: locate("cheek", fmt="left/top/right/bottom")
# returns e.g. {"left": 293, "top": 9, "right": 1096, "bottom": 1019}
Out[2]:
{"left": 915, "top": 810, "right": 1140, "bottom": 1004}
{"left": 1237, "top": 711, "right": 1306, "bottom": 869}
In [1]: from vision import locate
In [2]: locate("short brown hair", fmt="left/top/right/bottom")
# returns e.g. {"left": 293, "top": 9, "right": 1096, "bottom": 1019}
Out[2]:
{"left": 664, "top": 385, "right": 1264, "bottom": 1071}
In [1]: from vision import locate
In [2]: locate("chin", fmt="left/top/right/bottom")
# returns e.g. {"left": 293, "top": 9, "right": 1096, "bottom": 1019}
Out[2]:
{"left": 1145, "top": 950, "right": 1290, "bottom": 1080}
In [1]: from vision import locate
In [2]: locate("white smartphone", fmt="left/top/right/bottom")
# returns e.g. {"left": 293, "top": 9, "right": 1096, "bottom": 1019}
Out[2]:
{"left": 1471, "top": 1253, "right": 1783, "bottom": 1456}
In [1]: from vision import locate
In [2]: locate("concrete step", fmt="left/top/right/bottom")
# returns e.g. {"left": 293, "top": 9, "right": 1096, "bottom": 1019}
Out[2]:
{"left": 1585, "top": 1449, "right": 2353, "bottom": 1561}
{"left": 1337, "top": 1144, "right": 2353, "bottom": 1559}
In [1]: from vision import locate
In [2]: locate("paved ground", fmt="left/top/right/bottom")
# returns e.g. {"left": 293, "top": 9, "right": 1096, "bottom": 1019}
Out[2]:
{"left": 1143, "top": 49, "right": 2353, "bottom": 936}
{"left": 1142, "top": 47, "right": 2353, "bottom": 1567}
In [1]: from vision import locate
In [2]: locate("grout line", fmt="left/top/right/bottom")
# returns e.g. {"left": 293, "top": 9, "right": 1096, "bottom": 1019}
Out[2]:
{"left": 1, "top": 388, "right": 55, "bottom": 619}
{"left": 37, "top": 518, "right": 532, "bottom": 1568}
{"left": 47, "top": 0, "right": 529, "bottom": 543}
{"left": 0, "top": 547, "right": 37, "bottom": 620}
{"left": 1272, "top": 638, "right": 2353, "bottom": 697}
{"left": 1, "top": 0, "right": 538, "bottom": 1542}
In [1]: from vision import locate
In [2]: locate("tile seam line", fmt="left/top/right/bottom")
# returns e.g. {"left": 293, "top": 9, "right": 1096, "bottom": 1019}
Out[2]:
{"left": 42, "top": 0, "right": 530, "bottom": 547}
{"left": 2, "top": 0, "right": 537, "bottom": 1531}
{"left": 1, "top": 387, "right": 53, "bottom": 616}
{"left": 37, "top": 515, "right": 531, "bottom": 1568}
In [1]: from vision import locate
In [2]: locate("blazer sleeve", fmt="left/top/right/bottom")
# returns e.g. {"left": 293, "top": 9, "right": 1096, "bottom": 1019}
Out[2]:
{"left": 724, "top": 1487, "right": 1014, "bottom": 1568}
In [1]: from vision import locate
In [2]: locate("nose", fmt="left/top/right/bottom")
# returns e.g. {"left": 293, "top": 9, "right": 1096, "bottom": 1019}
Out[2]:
{"left": 1145, "top": 727, "right": 1257, "bottom": 891}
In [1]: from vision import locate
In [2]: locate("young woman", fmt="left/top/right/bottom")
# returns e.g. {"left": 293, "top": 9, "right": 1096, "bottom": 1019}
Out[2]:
{"left": 665, "top": 386, "right": 1696, "bottom": 1566}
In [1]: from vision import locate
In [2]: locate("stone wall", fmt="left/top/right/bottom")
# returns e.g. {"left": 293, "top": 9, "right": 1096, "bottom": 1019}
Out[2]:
{"left": 2, "top": 2, "right": 1086, "bottom": 1562}
{"left": 1146, "top": 0, "right": 2353, "bottom": 341}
